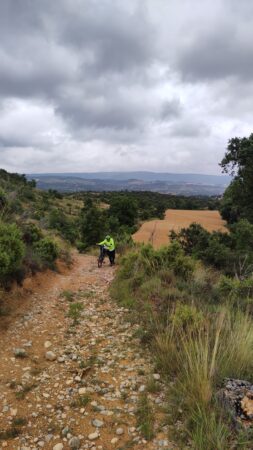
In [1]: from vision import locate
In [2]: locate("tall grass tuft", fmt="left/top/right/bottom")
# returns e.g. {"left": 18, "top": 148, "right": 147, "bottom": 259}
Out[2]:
{"left": 190, "top": 405, "right": 230, "bottom": 450}
{"left": 155, "top": 308, "right": 253, "bottom": 447}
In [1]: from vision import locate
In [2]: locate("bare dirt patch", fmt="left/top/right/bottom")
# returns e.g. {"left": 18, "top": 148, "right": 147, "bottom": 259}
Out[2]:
{"left": 0, "top": 253, "right": 174, "bottom": 449}
{"left": 133, "top": 209, "right": 227, "bottom": 249}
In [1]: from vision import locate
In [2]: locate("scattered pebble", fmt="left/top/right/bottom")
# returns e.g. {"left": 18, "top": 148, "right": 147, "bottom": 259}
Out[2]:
{"left": 88, "top": 431, "right": 99, "bottom": 440}
{"left": 116, "top": 427, "right": 124, "bottom": 435}
{"left": 45, "top": 351, "right": 57, "bottom": 361}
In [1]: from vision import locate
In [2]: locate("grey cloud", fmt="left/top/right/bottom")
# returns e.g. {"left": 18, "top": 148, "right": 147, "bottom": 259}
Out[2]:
{"left": 57, "top": 1, "right": 156, "bottom": 74}
{"left": 169, "top": 119, "right": 210, "bottom": 138}
{"left": 175, "top": 11, "right": 253, "bottom": 82}
{"left": 0, "top": 135, "right": 33, "bottom": 148}
{"left": 0, "top": 0, "right": 162, "bottom": 142}
{"left": 160, "top": 99, "right": 182, "bottom": 120}
{"left": 0, "top": 50, "right": 76, "bottom": 99}
{"left": 0, "top": 0, "right": 253, "bottom": 174}
{"left": 178, "top": 35, "right": 253, "bottom": 82}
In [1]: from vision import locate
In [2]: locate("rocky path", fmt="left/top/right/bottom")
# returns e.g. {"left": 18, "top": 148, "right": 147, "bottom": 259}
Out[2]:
{"left": 0, "top": 254, "right": 174, "bottom": 450}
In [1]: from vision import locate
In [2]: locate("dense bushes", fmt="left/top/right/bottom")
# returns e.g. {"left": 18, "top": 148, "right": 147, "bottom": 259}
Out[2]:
{"left": 0, "top": 170, "right": 76, "bottom": 283}
{"left": 0, "top": 222, "right": 25, "bottom": 283}
{"left": 0, "top": 218, "right": 60, "bottom": 285}
{"left": 79, "top": 199, "right": 104, "bottom": 249}
{"left": 171, "top": 219, "right": 253, "bottom": 276}
{"left": 79, "top": 196, "right": 139, "bottom": 250}
{"left": 100, "top": 191, "right": 219, "bottom": 222}
{"left": 111, "top": 243, "right": 253, "bottom": 448}
{"left": 108, "top": 196, "right": 138, "bottom": 227}
{"left": 21, "top": 223, "right": 42, "bottom": 244}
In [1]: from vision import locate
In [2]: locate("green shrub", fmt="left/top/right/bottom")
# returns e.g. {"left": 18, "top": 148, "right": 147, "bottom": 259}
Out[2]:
{"left": 79, "top": 200, "right": 104, "bottom": 247}
{"left": 48, "top": 208, "right": 78, "bottom": 243}
{"left": 20, "top": 186, "right": 35, "bottom": 201}
{"left": 23, "top": 247, "right": 43, "bottom": 274}
{"left": 22, "top": 223, "right": 42, "bottom": 244}
{"left": 68, "top": 302, "right": 84, "bottom": 325}
{"left": 0, "top": 222, "right": 25, "bottom": 283}
{"left": 172, "top": 253, "right": 195, "bottom": 279}
{"left": 139, "top": 276, "right": 162, "bottom": 298}
{"left": 218, "top": 276, "right": 253, "bottom": 312}
{"left": 76, "top": 240, "right": 87, "bottom": 253}
{"left": 8, "top": 198, "right": 23, "bottom": 214}
{"left": 34, "top": 237, "right": 58, "bottom": 265}
{"left": 118, "top": 251, "right": 140, "bottom": 279}
{"left": 172, "top": 304, "right": 204, "bottom": 331}
{"left": 109, "top": 195, "right": 138, "bottom": 227}
{"left": 0, "top": 188, "right": 7, "bottom": 210}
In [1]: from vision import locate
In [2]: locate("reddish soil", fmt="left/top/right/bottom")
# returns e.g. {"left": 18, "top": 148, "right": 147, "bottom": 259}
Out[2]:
{"left": 0, "top": 253, "right": 174, "bottom": 449}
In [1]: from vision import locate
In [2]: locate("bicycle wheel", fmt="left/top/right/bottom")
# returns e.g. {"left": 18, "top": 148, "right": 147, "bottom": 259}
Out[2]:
{"left": 98, "top": 256, "right": 103, "bottom": 268}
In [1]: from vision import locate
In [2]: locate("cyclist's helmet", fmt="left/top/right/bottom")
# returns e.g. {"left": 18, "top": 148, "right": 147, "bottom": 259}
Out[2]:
{"left": 106, "top": 235, "right": 110, "bottom": 239}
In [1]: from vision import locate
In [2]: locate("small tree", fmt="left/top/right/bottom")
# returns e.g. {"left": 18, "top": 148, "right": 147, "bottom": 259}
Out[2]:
{"left": 109, "top": 196, "right": 138, "bottom": 228}
{"left": 220, "top": 133, "right": 253, "bottom": 223}
{"left": 79, "top": 200, "right": 103, "bottom": 248}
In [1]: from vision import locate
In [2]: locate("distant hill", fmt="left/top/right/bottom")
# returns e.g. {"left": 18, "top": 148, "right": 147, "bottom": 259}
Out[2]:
{"left": 27, "top": 171, "right": 230, "bottom": 196}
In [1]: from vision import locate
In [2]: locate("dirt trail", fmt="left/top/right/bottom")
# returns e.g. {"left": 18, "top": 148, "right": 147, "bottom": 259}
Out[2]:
{"left": 133, "top": 209, "right": 227, "bottom": 249}
{"left": 0, "top": 254, "right": 173, "bottom": 450}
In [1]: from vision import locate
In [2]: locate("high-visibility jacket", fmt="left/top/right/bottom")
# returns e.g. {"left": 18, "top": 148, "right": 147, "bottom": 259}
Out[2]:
{"left": 98, "top": 237, "right": 115, "bottom": 251}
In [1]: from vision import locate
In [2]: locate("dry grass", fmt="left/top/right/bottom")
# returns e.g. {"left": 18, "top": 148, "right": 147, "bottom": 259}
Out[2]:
{"left": 133, "top": 209, "right": 227, "bottom": 248}
{"left": 154, "top": 308, "right": 253, "bottom": 448}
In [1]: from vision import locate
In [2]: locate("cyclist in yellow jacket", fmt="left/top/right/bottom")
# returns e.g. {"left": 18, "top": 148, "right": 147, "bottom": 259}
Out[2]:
{"left": 98, "top": 235, "right": 115, "bottom": 265}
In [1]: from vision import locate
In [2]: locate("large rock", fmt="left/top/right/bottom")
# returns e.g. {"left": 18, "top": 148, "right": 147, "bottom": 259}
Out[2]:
{"left": 217, "top": 378, "right": 253, "bottom": 427}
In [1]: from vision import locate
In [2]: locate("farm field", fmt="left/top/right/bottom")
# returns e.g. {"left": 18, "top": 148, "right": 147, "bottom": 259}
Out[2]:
{"left": 133, "top": 209, "right": 227, "bottom": 249}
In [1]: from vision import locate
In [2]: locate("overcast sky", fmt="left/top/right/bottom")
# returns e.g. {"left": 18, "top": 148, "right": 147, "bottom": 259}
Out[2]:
{"left": 0, "top": 0, "right": 252, "bottom": 175}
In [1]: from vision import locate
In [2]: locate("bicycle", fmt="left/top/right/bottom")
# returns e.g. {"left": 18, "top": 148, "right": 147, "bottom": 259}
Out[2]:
{"left": 97, "top": 244, "right": 106, "bottom": 268}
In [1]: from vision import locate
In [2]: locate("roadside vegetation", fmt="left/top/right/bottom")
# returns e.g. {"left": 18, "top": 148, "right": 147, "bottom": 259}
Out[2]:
{"left": 111, "top": 241, "right": 253, "bottom": 448}
{"left": 111, "top": 133, "right": 253, "bottom": 449}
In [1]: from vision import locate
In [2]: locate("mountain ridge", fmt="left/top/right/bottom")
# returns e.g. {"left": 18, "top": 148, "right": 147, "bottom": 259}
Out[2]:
{"left": 26, "top": 171, "right": 230, "bottom": 196}
{"left": 27, "top": 171, "right": 230, "bottom": 185}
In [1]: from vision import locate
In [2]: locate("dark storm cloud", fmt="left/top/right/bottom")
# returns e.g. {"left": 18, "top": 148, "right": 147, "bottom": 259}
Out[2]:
{"left": 174, "top": 0, "right": 253, "bottom": 83}
{"left": 58, "top": 2, "right": 155, "bottom": 74}
{"left": 0, "top": 0, "right": 253, "bottom": 173}
{"left": 0, "top": 0, "right": 167, "bottom": 141}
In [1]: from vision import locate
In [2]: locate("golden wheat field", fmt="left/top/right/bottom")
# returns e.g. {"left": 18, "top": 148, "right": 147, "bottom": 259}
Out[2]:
{"left": 133, "top": 209, "right": 227, "bottom": 249}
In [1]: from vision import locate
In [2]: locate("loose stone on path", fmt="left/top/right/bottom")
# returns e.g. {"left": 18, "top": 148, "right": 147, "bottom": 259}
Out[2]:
{"left": 0, "top": 254, "right": 174, "bottom": 450}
